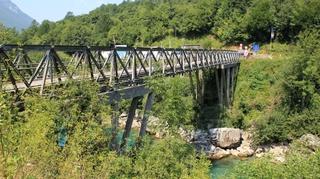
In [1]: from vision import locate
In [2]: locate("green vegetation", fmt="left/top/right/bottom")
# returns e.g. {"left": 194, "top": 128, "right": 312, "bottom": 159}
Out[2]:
{"left": 0, "top": 24, "right": 19, "bottom": 43}
{"left": 226, "top": 30, "right": 320, "bottom": 145}
{"left": 0, "top": 82, "right": 209, "bottom": 178}
{"left": 147, "top": 75, "right": 196, "bottom": 130}
{"left": 224, "top": 142, "right": 320, "bottom": 178}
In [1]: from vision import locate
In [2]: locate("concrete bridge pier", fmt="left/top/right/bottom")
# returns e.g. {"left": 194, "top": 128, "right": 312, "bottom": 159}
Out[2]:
{"left": 109, "top": 102, "right": 120, "bottom": 151}
{"left": 215, "top": 64, "right": 240, "bottom": 107}
{"left": 120, "top": 96, "right": 142, "bottom": 153}
{"left": 139, "top": 92, "right": 155, "bottom": 137}
{"left": 106, "top": 86, "right": 154, "bottom": 153}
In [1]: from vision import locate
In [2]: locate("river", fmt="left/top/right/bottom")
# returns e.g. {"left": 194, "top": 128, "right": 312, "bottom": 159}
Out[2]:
{"left": 210, "top": 157, "right": 243, "bottom": 179}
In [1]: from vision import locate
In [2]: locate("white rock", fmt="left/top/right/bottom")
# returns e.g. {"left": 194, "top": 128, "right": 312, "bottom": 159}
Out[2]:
{"left": 209, "top": 128, "right": 242, "bottom": 149}
{"left": 299, "top": 134, "right": 320, "bottom": 151}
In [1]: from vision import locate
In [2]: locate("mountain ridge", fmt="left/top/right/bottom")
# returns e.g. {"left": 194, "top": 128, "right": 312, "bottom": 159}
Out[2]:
{"left": 0, "top": 0, "right": 34, "bottom": 30}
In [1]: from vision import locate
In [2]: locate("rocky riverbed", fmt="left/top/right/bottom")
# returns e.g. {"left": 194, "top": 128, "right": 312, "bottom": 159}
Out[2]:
{"left": 119, "top": 114, "right": 320, "bottom": 162}
{"left": 188, "top": 129, "right": 320, "bottom": 162}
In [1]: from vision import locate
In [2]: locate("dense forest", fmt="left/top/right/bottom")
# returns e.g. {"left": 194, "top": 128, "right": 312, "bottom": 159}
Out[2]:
{"left": 0, "top": 0, "right": 319, "bottom": 46}
{"left": 0, "top": 0, "right": 320, "bottom": 178}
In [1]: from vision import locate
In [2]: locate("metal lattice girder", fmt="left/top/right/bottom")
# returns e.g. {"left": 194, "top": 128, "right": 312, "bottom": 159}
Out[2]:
{"left": 0, "top": 44, "right": 241, "bottom": 94}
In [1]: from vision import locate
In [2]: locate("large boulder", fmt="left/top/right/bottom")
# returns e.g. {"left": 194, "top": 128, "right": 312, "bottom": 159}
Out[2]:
{"left": 209, "top": 128, "right": 242, "bottom": 149}
{"left": 299, "top": 134, "right": 320, "bottom": 151}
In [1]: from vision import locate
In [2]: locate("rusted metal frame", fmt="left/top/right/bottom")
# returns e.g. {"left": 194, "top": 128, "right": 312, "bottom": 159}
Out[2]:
{"left": 96, "top": 51, "right": 104, "bottom": 67}
{"left": 87, "top": 49, "right": 108, "bottom": 81}
{"left": 133, "top": 49, "right": 148, "bottom": 77}
{"left": 198, "top": 49, "right": 204, "bottom": 68}
{"left": 14, "top": 50, "right": 33, "bottom": 76}
{"left": 182, "top": 50, "right": 192, "bottom": 71}
{"left": 158, "top": 50, "right": 165, "bottom": 74}
{"left": 231, "top": 53, "right": 235, "bottom": 63}
{"left": 51, "top": 49, "right": 71, "bottom": 79}
{"left": 49, "top": 54, "right": 54, "bottom": 84}
{"left": 149, "top": 48, "right": 158, "bottom": 62}
{"left": 212, "top": 51, "right": 218, "bottom": 65}
{"left": 39, "top": 54, "right": 51, "bottom": 95}
{"left": 27, "top": 51, "right": 49, "bottom": 86}
{"left": 131, "top": 49, "right": 137, "bottom": 82}
{"left": 168, "top": 50, "right": 176, "bottom": 74}
{"left": 148, "top": 49, "right": 157, "bottom": 76}
{"left": 136, "top": 50, "right": 146, "bottom": 76}
{"left": 202, "top": 50, "right": 210, "bottom": 67}
{"left": 228, "top": 53, "right": 232, "bottom": 63}
{"left": 224, "top": 52, "right": 229, "bottom": 64}
{"left": 0, "top": 49, "right": 30, "bottom": 91}
{"left": 119, "top": 50, "right": 133, "bottom": 79}
{"left": 224, "top": 53, "right": 229, "bottom": 64}
{"left": 180, "top": 50, "right": 186, "bottom": 71}
{"left": 13, "top": 53, "right": 20, "bottom": 65}
{"left": 51, "top": 51, "right": 62, "bottom": 83}
{"left": 190, "top": 50, "right": 199, "bottom": 70}
{"left": 172, "top": 50, "right": 183, "bottom": 72}
{"left": 21, "top": 51, "right": 34, "bottom": 76}
{"left": 68, "top": 51, "right": 79, "bottom": 66}
{"left": 103, "top": 51, "right": 113, "bottom": 67}
{"left": 97, "top": 51, "right": 112, "bottom": 81}
{"left": 83, "top": 50, "right": 95, "bottom": 80}
{"left": 209, "top": 51, "right": 214, "bottom": 66}
{"left": 109, "top": 50, "right": 118, "bottom": 85}
{"left": 218, "top": 51, "right": 223, "bottom": 64}
{"left": 70, "top": 52, "right": 85, "bottom": 77}
{"left": 114, "top": 50, "right": 130, "bottom": 80}
{"left": 4, "top": 61, "right": 19, "bottom": 93}
{"left": 162, "top": 49, "right": 175, "bottom": 74}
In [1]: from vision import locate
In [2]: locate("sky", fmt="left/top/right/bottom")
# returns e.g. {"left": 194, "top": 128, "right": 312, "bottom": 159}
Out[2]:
{"left": 11, "top": 0, "right": 123, "bottom": 23}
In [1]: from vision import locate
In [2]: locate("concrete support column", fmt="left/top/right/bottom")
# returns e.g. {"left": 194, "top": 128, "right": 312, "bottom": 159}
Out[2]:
{"left": 230, "top": 67, "right": 235, "bottom": 104}
{"left": 215, "top": 69, "right": 222, "bottom": 105}
{"left": 226, "top": 68, "right": 231, "bottom": 106}
{"left": 139, "top": 92, "right": 154, "bottom": 137}
{"left": 189, "top": 71, "right": 197, "bottom": 103}
{"left": 120, "top": 96, "right": 141, "bottom": 152}
{"left": 109, "top": 102, "right": 120, "bottom": 150}
{"left": 221, "top": 69, "right": 225, "bottom": 106}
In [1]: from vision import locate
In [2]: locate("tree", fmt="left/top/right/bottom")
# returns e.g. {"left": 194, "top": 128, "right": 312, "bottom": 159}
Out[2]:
{"left": 0, "top": 24, "right": 19, "bottom": 44}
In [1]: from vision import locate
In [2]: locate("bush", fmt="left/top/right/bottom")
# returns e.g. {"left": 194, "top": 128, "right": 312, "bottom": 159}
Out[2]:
{"left": 225, "top": 147, "right": 320, "bottom": 178}
{"left": 147, "top": 76, "right": 196, "bottom": 130}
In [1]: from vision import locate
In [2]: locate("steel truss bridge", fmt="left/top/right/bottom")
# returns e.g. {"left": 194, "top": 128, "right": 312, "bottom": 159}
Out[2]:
{"left": 0, "top": 44, "right": 241, "bottom": 151}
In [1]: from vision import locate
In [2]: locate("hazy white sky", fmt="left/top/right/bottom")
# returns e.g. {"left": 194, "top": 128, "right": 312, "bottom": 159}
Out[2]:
{"left": 11, "top": 0, "right": 123, "bottom": 23}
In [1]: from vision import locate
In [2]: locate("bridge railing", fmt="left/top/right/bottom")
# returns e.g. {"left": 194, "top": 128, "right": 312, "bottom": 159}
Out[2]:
{"left": 0, "top": 44, "right": 240, "bottom": 94}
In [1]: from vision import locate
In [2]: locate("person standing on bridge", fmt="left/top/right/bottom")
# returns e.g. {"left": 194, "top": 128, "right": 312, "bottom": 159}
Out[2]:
{"left": 238, "top": 43, "right": 244, "bottom": 55}
{"left": 244, "top": 46, "right": 249, "bottom": 59}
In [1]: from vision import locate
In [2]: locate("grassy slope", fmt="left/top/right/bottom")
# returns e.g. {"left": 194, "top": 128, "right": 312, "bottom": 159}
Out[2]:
{"left": 226, "top": 50, "right": 292, "bottom": 128}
